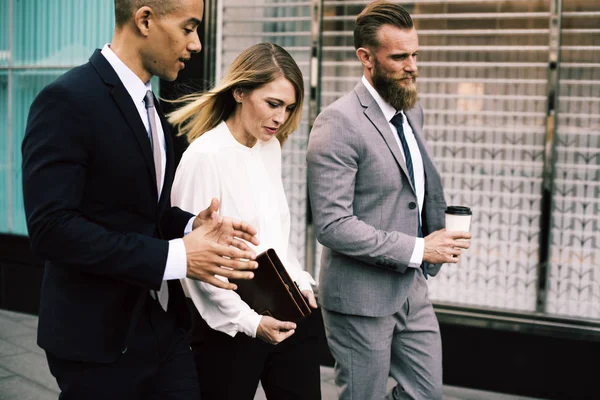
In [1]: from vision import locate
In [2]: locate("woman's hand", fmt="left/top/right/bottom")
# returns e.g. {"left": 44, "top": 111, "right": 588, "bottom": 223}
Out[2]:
{"left": 256, "top": 316, "right": 296, "bottom": 345}
{"left": 302, "top": 290, "right": 318, "bottom": 309}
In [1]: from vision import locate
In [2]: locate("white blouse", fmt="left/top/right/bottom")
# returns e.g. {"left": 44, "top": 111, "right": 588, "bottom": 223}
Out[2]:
{"left": 171, "top": 121, "right": 315, "bottom": 338}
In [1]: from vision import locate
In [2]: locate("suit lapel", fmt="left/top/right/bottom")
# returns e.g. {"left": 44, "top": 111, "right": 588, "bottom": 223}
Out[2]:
{"left": 355, "top": 82, "right": 412, "bottom": 191}
{"left": 89, "top": 50, "right": 159, "bottom": 199}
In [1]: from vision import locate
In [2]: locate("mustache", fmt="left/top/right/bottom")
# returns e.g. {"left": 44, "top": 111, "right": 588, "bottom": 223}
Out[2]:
{"left": 398, "top": 71, "right": 419, "bottom": 81}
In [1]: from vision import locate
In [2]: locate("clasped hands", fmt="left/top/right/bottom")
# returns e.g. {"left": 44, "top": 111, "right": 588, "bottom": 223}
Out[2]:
{"left": 182, "top": 198, "right": 260, "bottom": 290}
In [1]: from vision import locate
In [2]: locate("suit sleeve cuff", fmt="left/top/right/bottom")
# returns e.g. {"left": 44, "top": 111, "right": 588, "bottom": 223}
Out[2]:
{"left": 408, "top": 237, "right": 424, "bottom": 269}
{"left": 163, "top": 239, "right": 187, "bottom": 280}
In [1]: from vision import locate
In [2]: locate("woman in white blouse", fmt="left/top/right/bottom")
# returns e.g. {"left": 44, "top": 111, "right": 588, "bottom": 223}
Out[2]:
{"left": 169, "top": 43, "right": 321, "bottom": 399}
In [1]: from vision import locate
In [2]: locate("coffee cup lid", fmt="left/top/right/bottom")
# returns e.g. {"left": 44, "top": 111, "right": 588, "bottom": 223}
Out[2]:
{"left": 445, "top": 206, "right": 472, "bottom": 215}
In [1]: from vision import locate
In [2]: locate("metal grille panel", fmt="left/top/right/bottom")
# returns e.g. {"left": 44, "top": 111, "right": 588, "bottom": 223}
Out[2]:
{"left": 319, "top": 0, "right": 553, "bottom": 312}
{"left": 547, "top": 2, "right": 600, "bottom": 319}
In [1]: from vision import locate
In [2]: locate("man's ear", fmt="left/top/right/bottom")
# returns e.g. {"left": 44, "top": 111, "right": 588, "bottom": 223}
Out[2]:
{"left": 356, "top": 47, "right": 374, "bottom": 68}
{"left": 133, "top": 6, "right": 154, "bottom": 37}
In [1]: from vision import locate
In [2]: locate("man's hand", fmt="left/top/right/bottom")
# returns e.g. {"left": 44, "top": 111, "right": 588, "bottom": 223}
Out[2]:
{"left": 256, "top": 316, "right": 296, "bottom": 345}
{"left": 302, "top": 290, "right": 318, "bottom": 309}
{"left": 423, "top": 229, "right": 471, "bottom": 264}
{"left": 192, "top": 198, "right": 260, "bottom": 247}
{"left": 183, "top": 198, "right": 260, "bottom": 290}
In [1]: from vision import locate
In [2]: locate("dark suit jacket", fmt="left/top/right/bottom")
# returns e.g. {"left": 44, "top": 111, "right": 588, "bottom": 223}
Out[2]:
{"left": 22, "top": 49, "right": 194, "bottom": 363}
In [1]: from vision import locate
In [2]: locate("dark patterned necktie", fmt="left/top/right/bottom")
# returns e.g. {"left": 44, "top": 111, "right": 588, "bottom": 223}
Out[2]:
{"left": 390, "top": 113, "right": 427, "bottom": 277}
{"left": 390, "top": 113, "right": 415, "bottom": 190}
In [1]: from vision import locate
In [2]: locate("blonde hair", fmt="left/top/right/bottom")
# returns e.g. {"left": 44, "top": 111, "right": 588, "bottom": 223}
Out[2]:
{"left": 168, "top": 43, "right": 304, "bottom": 145}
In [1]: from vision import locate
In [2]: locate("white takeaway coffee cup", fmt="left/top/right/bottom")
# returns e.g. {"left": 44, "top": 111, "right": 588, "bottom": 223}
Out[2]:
{"left": 445, "top": 206, "right": 472, "bottom": 234}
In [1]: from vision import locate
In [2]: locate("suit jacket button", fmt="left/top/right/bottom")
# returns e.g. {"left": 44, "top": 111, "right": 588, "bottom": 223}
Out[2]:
{"left": 121, "top": 346, "right": 128, "bottom": 354}
{"left": 408, "top": 202, "right": 417, "bottom": 210}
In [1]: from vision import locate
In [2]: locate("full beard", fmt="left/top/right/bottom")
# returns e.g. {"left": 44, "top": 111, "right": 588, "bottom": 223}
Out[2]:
{"left": 372, "top": 65, "right": 419, "bottom": 111}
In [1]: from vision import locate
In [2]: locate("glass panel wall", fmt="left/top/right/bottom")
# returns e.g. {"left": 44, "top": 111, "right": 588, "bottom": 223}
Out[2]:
{"left": 10, "top": 70, "right": 65, "bottom": 234}
{"left": 0, "top": 0, "right": 8, "bottom": 68}
{"left": 0, "top": 0, "right": 159, "bottom": 235}
{"left": 12, "top": 0, "right": 113, "bottom": 68}
{"left": 0, "top": 70, "right": 8, "bottom": 233}
{"left": 0, "top": 0, "right": 11, "bottom": 233}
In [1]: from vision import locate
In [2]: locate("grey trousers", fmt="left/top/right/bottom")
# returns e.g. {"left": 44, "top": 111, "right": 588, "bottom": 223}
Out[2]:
{"left": 321, "top": 271, "right": 443, "bottom": 400}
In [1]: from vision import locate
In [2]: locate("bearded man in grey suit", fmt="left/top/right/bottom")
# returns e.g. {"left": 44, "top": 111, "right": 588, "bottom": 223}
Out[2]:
{"left": 307, "top": 2, "right": 472, "bottom": 399}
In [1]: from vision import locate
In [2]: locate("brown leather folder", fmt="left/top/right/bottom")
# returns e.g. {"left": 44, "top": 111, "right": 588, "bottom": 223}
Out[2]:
{"left": 230, "top": 248, "right": 312, "bottom": 322}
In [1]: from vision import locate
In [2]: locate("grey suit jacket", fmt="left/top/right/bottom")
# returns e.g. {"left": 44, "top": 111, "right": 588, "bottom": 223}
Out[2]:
{"left": 307, "top": 81, "right": 447, "bottom": 317}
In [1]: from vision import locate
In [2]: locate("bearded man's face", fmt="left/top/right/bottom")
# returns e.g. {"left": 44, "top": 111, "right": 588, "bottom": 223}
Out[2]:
{"left": 368, "top": 26, "right": 420, "bottom": 110}
{"left": 372, "top": 57, "right": 418, "bottom": 111}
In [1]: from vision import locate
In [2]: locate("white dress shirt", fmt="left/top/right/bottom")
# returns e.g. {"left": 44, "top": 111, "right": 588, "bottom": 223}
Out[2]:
{"left": 101, "top": 44, "right": 190, "bottom": 286}
{"left": 362, "top": 76, "right": 425, "bottom": 268}
{"left": 171, "top": 121, "right": 315, "bottom": 338}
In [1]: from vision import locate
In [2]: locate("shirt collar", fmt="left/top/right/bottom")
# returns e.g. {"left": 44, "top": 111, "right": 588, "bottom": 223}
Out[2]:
{"left": 218, "top": 120, "right": 264, "bottom": 151}
{"left": 361, "top": 75, "right": 402, "bottom": 123}
{"left": 101, "top": 44, "right": 152, "bottom": 106}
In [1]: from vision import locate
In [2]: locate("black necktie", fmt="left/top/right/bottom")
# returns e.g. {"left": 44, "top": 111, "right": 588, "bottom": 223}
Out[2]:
{"left": 390, "top": 113, "right": 427, "bottom": 278}
{"left": 390, "top": 113, "right": 415, "bottom": 190}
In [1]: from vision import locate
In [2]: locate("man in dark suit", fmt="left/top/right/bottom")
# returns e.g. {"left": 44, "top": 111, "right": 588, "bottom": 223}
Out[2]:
{"left": 21, "top": 1, "right": 259, "bottom": 398}
{"left": 307, "top": 2, "right": 471, "bottom": 399}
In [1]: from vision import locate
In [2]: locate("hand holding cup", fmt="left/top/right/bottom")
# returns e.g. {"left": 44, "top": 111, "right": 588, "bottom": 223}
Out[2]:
{"left": 422, "top": 206, "right": 472, "bottom": 264}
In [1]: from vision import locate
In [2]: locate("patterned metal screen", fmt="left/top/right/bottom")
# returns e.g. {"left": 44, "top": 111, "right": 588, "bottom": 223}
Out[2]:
{"left": 547, "top": 1, "right": 600, "bottom": 320}
{"left": 218, "top": 0, "right": 313, "bottom": 269}
{"left": 319, "top": 0, "right": 552, "bottom": 313}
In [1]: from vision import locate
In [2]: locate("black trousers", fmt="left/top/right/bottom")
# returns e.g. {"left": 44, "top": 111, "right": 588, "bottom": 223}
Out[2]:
{"left": 190, "top": 308, "right": 322, "bottom": 400}
{"left": 46, "top": 294, "right": 200, "bottom": 400}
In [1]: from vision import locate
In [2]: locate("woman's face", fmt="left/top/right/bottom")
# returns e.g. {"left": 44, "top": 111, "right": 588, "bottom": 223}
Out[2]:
{"left": 234, "top": 76, "right": 297, "bottom": 146}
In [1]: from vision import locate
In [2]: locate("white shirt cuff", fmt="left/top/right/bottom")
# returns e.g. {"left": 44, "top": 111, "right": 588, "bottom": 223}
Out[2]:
{"left": 408, "top": 237, "right": 424, "bottom": 269}
{"left": 296, "top": 271, "right": 316, "bottom": 292}
{"left": 184, "top": 216, "right": 195, "bottom": 235}
{"left": 163, "top": 239, "right": 188, "bottom": 280}
{"left": 237, "top": 309, "right": 263, "bottom": 338}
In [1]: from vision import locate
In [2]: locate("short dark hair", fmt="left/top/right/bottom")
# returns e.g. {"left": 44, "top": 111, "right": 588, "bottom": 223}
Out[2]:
{"left": 354, "top": 1, "right": 414, "bottom": 50}
{"left": 114, "top": 0, "right": 181, "bottom": 27}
